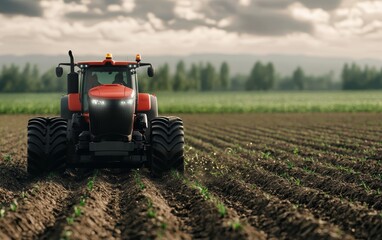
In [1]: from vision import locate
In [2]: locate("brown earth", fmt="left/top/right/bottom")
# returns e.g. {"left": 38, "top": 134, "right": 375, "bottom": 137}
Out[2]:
{"left": 0, "top": 113, "right": 382, "bottom": 239}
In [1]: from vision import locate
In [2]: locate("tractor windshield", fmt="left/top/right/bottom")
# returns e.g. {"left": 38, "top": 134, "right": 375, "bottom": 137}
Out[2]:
{"left": 81, "top": 66, "right": 135, "bottom": 112}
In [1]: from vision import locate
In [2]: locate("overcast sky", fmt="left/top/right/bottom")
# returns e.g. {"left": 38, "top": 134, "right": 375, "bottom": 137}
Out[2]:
{"left": 0, "top": 0, "right": 382, "bottom": 59}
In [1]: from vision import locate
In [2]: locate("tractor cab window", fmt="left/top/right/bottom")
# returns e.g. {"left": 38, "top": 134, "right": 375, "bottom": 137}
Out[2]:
{"left": 82, "top": 66, "right": 135, "bottom": 112}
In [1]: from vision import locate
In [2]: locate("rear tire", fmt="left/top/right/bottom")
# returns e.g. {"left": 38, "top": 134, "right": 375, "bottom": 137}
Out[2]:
{"left": 27, "top": 117, "right": 68, "bottom": 176}
{"left": 150, "top": 116, "right": 184, "bottom": 177}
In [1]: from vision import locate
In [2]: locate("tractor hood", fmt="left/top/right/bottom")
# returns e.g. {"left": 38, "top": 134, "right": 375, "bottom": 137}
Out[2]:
{"left": 88, "top": 84, "right": 134, "bottom": 100}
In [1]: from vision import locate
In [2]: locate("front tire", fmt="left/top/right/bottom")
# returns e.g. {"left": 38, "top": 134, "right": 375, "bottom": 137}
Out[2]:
{"left": 27, "top": 117, "right": 68, "bottom": 176}
{"left": 150, "top": 116, "right": 184, "bottom": 177}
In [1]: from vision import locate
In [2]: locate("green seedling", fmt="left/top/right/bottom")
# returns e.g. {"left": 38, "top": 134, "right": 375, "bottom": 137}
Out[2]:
{"left": 146, "top": 199, "right": 156, "bottom": 218}
{"left": 337, "top": 165, "right": 355, "bottom": 174}
{"left": 280, "top": 172, "right": 290, "bottom": 179}
{"left": 171, "top": 170, "right": 183, "bottom": 180}
{"left": 217, "top": 202, "right": 226, "bottom": 217}
{"left": 160, "top": 222, "right": 167, "bottom": 230}
{"left": 87, "top": 179, "right": 94, "bottom": 192}
{"left": 2, "top": 154, "right": 12, "bottom": 162}
{"left": 195, "top": 182, "right": 210, "bottom": 200}
{"left": 66, "top": 217, "right": 74, "bottom": 225}
{"left": 0, "top": 208, "right": 5, "bottom": 218}
{"left": 10, "top": 200, "right": 17, "bottom": 212}
{"left": 262, "top": 151, "right": 271, "bottom": 159}
{"left": 79, "top": 197, "right": 86, "bottom": 207}
{"left": 293, "top": 147, "right": 299, "bottom": 155}
{"left": 133, "top": 171, "right": 146, "bottom": 190}
{"left": 302, "top": 166, "right": 314, "bottom": 174}
{"left": 20, "top": 191, "right": 29, "bottom": 199}
{"left": 292, "top": 177, "right": 301, "bottom": 186}
{"left": 147, "top": 209, "right": 156, "bottom": 218}
{"left": 286, "top": 161, "right": 294, "bottom": 169}
{"left": 360, "top": 181, "right": 371, "bottom": 192}
{"left": 61, "top": 230, "right": 72, "bottom": 240}
{"left": 231, "top": 221, "right": 243, "bottom": 231}
{"left": 74, "top": 206, "right": 82, "bottom": 217}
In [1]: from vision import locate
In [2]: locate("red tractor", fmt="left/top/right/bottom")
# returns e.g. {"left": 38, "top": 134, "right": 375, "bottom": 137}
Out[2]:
{"left": 27, "top": 51, "right": 184, "bottom": 176}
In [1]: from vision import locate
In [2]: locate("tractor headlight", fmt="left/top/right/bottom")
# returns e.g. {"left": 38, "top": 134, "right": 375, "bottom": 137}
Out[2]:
{"left": 91, "top": 99, "right": 106, "bottom": 106}
{"left": 120, "top": 98, "right": 134, "bottom": 106}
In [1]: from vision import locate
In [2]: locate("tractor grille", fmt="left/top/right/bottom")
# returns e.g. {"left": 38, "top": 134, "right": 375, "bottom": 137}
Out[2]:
{"left": 89, "top": 99, "right": 134, "bottom": 140}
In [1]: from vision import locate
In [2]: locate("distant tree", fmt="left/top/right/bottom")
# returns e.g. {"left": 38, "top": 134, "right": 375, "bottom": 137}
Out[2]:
{"left": 188, "top": 63, "right": 200, "bottom": 91}
{"left": 264, "top": 62, "right": 275, "bottom": 90}
{"left": 200, "top": 63, "right": 216, "bottom": 91}
{"left": 246, "top": 61, "right": 273, "bottom": 91}
{"left": 292, "top": 66, "right": 304, "bottom": 90}
{"left": 30, "top": 65, "right": 41, "bottom": 92}
{"left": 158, "top": 63, "right": 171, "bottom": 91}
{"left": 0, "top": 64, "right": 21, "bottom": 92}
{"left": 219, "top": 62, "right": 230, "bottom": 90}
{"left": 140, "top": 64, "right": 172, "bottom": 92}
{"left": 173, "top": 61, "right": 187, "bottom": 91}
{"left": 246, "top": 62, "right": 261, "bottom": 90}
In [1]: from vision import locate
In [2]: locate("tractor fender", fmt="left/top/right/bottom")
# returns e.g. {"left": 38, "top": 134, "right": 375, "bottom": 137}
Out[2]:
{"left": 61, "top": 94, "right": 81, "bottom": 120}
{"left": 137, "top": 94, "right": 158, "bottom": 122}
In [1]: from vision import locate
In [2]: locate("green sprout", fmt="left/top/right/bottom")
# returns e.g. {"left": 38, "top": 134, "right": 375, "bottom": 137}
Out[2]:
{"left": 262, "top": 151, "right": 271, "bottom": 159}
{"left": 286, "top": 161, "right": 294, "bottom": 169}
{"left": 360, "top": 181, "right": 371, "bottom": 192}
{"left": 66, "top": 217, "right": 74, "bottom": 225}
{"left": 146, "top": 199, "right": 156, "bottom": 218}
{"left": 217, "top": 202, "right": 226, "bottom": 217}
{"left": 87, "top": 179, "right": 94, "bottom": 192}
{"left": 9, "top": 200, "right": 18, "bottom": 212}
{"left": 20, "top": 191, "right": 29, "bottom": 199}
{"left": 133, "top": 171, "right": 146, "bottom": 190}
{"left": 231, "top": 221, "right": 243, "bottom": 231}
{"left": 160, "top": 222, "right": 167, "bottom": 230}
{"left": 61, "top": 230, "right": 72, "bottom": 240}
{"left": 293, "top": 147, "right": 299, "bottom": 155}
{"left": 2, "top": 154, "right": 12, "bottom": 163}
{"left": 0, "top": 208, "right": 5, "bottom": 218}
{"left": 74, "top": 206, "right": 82, "bottom": 217}
{"left": 79, "top": 197, "right": 86, "bottom": 207}
{"left": 195, "top": 182, "right": 210, "bottom": 200}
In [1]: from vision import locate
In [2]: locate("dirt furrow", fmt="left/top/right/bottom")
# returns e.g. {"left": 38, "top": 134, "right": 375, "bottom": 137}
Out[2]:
{"left": 119, "top": 171, "right": 190, "bottom": 240}
{"left": 185, "top": 137, "right": 382, "bottom": 239}
{"left": 0, "top": 178, "right": 72, "bottom": 239}
{"left": 153, "top": 174, "right": 265, "bottom": 240}
{"left": 55, "top": 174, "right": 120, "bottom": 240}
{"left": 203, "top": 173, "right": 354, "bottom": 240}
{"left": 186, "top": 133, "right": 382, "bottom": 211}
{"left": 188, "top": 124, "right": 382, "bottom": 191}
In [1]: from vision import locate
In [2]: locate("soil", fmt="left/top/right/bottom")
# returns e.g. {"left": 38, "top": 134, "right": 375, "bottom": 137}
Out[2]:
{"left": 0, "top": 113, "right": 382, "bottom": 239}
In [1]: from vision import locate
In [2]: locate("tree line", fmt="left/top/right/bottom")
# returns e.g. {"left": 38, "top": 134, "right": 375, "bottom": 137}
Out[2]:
{"left": 0, "top": 63, "right": 63, "bottom": 92}
{"left": 0, "top": 61, "right": 379, "bottom": 92}
{"left": 342, "top": 63, "right": 382, "bottom": 90}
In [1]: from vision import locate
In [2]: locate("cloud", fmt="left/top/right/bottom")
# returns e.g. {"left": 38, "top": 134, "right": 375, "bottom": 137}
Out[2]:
{"left": 257, "top": 0, "right": 343, "bottom": 11}
{"left": 0, "top": 0, "right": 43, "bottom": 16}
{"left": 132, "top": 0, "right": 176, "bottom": 22}
{"left": 202, "top": 0, "right": 313, "bottom": 35}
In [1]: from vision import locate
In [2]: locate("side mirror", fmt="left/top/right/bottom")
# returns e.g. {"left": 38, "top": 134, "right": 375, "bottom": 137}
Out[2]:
{"left": 147, "top": 66, "right": 155, "bottom": 77}
{"left": 56, "top": 67, "right": 63, "bottom": 78}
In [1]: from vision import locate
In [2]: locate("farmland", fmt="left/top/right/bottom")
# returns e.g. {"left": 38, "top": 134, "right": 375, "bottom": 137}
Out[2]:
{"left": 0, "top": 113, "right": 382, "bottom": 239}
{"left": 2, "top": 91, "right": 382, "bottom": 114}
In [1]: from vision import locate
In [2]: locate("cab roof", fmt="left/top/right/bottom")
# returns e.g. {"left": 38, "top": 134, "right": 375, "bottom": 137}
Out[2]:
{"left": 77, "top": 53, "right": 141, "bottom": 67}
{"left": 77, "top": 59, "right": 139, "bottom": 67}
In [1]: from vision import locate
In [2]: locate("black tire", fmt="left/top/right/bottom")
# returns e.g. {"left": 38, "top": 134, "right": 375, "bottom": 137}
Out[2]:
{"left": 150, "top": 116, "right": 184, "bottom": 177}
{"left": 27, "top": 117, "right": 68, "bottom": 176}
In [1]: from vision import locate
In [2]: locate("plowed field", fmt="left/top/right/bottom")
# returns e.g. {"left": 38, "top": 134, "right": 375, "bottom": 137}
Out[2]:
{"left": 0, "top": 113, "right": 382, "bottom": 240}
